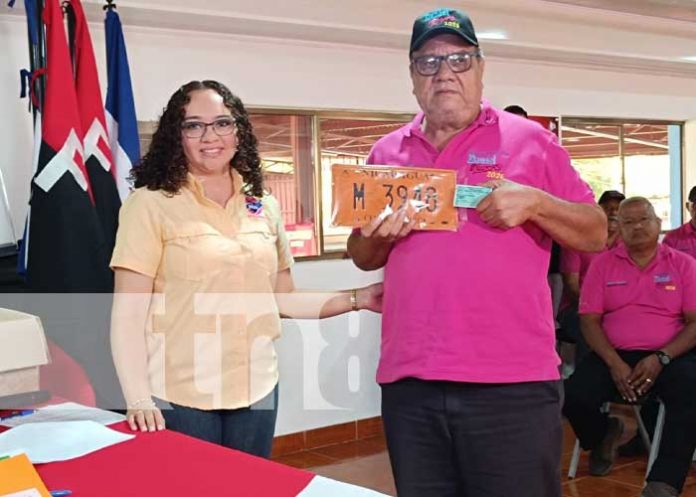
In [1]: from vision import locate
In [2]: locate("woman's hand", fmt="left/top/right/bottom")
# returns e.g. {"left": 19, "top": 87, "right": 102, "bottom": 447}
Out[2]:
{"left": 357, "top": 283, "right": 384, "bottom": 313}
{"left": 126, "top": 400, "right": 166, "bottom": 432}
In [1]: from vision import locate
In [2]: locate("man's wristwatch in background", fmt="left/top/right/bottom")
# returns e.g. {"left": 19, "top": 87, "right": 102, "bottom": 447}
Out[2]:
{"left": 655, "top": 350, "right": 672, "bottom": 366}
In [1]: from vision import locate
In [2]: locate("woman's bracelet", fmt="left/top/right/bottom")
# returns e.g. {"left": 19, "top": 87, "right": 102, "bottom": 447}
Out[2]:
{"left": 127, "top": 397, "right": 156, "bottom": 410}
{"left": 350, "top": 288, "right": 359, "bottom": 311}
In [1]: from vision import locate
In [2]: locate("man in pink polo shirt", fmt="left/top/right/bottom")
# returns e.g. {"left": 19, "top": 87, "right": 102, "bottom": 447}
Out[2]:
{"left": 563, "top": 197, "right": 696, "bottom": 497}
{"left": 558, "top": 190, "right": 625, "bottom": 363}
{"left": 621, "top": 186, "right": 696, "bottom": 457}
{"left": 347, "top": 8, "right": 606, "bottom": 497}
{"left": 663, "top": 185, "right": 696, "bottom": 260}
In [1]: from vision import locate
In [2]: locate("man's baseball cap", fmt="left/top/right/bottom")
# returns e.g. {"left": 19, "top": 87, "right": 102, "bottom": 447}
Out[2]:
{"left": 598, "top": 190, "right": 626, "bottom": 204}
{"left": 410, "top": 8, "right": 478, "bottom": 54}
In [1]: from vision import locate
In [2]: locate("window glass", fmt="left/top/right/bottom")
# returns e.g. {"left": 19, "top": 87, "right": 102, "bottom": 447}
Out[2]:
{"left": 319, "top": 118, "right": 411, "bottom": 253}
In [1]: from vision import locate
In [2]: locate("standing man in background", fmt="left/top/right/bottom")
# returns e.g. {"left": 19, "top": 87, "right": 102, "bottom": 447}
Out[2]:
{"left": 663, "top": 185, "right": 696, "bottom": 260}
{"left": 348, "top": 8, "right": 606, "bottom": 497}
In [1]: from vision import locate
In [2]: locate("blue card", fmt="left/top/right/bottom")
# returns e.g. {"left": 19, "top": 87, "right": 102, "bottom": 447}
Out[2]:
{"left": 454, "top": 185, "right": 492, "bottom": 208}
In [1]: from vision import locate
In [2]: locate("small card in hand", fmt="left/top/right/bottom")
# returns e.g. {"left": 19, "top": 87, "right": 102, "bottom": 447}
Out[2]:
{"left": 453, "top": 185, "right": 492, "bottom": 208}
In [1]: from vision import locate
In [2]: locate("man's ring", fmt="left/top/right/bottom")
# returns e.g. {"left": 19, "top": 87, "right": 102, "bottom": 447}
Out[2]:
{"left": 645, "top": 378, "right": 653, "bottom": 383}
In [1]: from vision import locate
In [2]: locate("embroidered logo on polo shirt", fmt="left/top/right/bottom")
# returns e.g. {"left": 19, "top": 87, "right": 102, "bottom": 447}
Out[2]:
{"left": 470, "top": 163, "right": 502, "bottom": 174}
{"left": 245, "top": 196, "right": 264, "bottom": 216}
{"left": 606, "top": 281, "right": 628, "bottom": 287}
{"left": 467, "top": 152, "right": 507, "bottom": 179}
{"left": 665, "top": 285, "right": 677, "bottom": 291}
{"left": 467, "top": 152, "right": 497, "bottom": 165}
{"left": 654, "top": 273, "right": 672, "bottom": 284}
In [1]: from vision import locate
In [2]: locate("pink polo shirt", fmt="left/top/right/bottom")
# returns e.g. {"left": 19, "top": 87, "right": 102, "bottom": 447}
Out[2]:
{"left": 663, "top": 222, "right": 696, "bottom": 260}
{"left": 369, "top": 101, "right": 595, "bottom": 384}
{"left": 560, "top": 248, "right": 599, "bottom": 288}
{"left": 560, "top": 238, "right": 622, "bottom": 304}
{"left": 579, "top": 244, "right": 696, "bottom": 350}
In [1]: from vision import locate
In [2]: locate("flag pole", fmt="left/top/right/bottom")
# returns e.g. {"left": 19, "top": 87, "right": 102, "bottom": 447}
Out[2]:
{"left": 27, "top": 0, "right": 47, "bottom": 121}
{"left": 36, "top": 0, "right": 45, "bottom": 108}
{"left": 25, "top": 19, "right": 38, "bottom": 119}
{"left": 62, "top": 1, "right": 76, "bottom": 74}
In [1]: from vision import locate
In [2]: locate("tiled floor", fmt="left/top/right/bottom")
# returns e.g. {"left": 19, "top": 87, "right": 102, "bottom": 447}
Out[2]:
{"left": 274, "top": 415, "right": 696, "bottom": 497}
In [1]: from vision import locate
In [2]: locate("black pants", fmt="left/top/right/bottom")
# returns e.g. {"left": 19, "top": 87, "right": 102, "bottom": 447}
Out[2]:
{"left": 381, "top": 379, "right": 563, "bottom": 497}
{"left": 557, "top": 303, "right": 590, "bottom": 364}
{"left": 563, "top": 351, "right": 696, "bottom": 491}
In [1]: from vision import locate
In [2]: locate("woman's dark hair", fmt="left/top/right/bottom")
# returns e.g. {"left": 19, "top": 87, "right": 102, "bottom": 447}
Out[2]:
{"left": 131, "top": 80, "right": 263, "bottom": 197}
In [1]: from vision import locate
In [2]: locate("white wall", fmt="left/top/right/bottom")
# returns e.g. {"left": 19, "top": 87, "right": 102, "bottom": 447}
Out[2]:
{"left": 275, "top": 260, "right": 383, "bottom": 435}
{"left": 0, "top": 17, "right": 37, "bottom": 244}
{"left": 2, "top": 12, "right": 696, "bottom": 433}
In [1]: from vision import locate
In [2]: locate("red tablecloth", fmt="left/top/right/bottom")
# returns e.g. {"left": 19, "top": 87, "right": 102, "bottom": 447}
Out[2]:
{"left": 2, "top": 422, "right": 314, "bottom": 497}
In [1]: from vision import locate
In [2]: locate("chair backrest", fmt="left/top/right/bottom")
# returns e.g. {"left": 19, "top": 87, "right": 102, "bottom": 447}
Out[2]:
{"left": 40, "top": 339, "right": 96, "bottom": 407}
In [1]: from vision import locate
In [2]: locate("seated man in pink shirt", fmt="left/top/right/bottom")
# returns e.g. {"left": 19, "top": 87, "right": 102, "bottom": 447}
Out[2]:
{"left": 563, "top": 197, "right": 696, "bottom": 497}
{"left": 347, "top": 8, "right": 607, "bottom": 497}
{"left": 663, "top": 185, "right": 696, "bottom": 260}
{"left": 558, "top": 190, "right": 625, "bottom": 362}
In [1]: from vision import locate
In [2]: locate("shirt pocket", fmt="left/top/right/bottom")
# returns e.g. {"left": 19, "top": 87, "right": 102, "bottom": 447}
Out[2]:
{"left": 236, "top": 220, "right": 279, "bottom": 277}
{"left": 163, "top": 225, "right": 242, "bottom": 282}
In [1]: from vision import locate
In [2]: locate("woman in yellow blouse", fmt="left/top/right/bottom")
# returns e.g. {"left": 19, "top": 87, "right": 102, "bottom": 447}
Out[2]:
{"left": 110, "top": 80, "right": 382, "bottom": 457}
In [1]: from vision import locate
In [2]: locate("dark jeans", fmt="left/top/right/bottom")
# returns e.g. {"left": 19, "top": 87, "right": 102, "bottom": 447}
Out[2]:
{"left": 156, "top": 385, "right": 278, "bottom": 458}
{"left": 563, "top": 351, "right": 696, "bottom": 491}
{"left": 381, "top": 378, "right": 563, "bottom": 497}
{"left": 635, "top": 398, "right": 660, "bottom": 439}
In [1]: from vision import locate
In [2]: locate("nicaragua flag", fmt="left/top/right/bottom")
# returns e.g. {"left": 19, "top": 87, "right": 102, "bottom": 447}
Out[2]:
{"left": 25, "top": 0, "right": 112, "bottom": 292}
{"left": 70, "top": 0, "right": 121, "bottom": 256}
{"left": 105, "top": 8, "right": 140, "bottom": 200}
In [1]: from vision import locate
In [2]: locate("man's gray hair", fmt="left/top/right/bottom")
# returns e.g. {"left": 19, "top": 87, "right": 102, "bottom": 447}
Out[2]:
{"left": 618, "top": 196, "right": 657, "bottom": 218}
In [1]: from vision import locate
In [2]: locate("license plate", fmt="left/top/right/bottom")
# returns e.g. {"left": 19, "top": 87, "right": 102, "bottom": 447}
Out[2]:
{"left": 331, "top": 164, "right": 457, "bottom": 231}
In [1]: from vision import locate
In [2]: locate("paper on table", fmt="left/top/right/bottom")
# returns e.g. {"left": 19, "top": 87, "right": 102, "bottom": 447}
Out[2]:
{"left": 297, "top": 476, "right": 390, "bottom": 497}
{"left": 0, "top": 402, "right": 125, "bottom": 428}
{"left": 0, "top": 421, "right": 134, "bottom": 463}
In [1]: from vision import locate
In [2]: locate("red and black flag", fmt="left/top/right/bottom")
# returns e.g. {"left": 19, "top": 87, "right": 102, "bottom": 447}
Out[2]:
{"left": 26, "top": 0, "right": 112, "bottom": 292}
{"left": 69, "top": 0, "right": 121, "bottom": 255}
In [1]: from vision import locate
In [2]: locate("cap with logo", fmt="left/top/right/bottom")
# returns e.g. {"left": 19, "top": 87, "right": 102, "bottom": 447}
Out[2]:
{"left": 410, "top": 8, "right": 478, "bottom": 54}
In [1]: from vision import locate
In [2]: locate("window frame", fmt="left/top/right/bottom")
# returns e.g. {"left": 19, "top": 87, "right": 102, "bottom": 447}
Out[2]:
{"left": 560, "top": 116, "right": 685, "bottom": 230}
{"left": 248, "top": 107, "right": 415, "bottom": 260}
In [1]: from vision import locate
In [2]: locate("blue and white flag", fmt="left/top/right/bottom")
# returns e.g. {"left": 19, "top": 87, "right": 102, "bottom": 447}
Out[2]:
{"left": 104, "top": 9, "right": 139, "bottom": 200}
